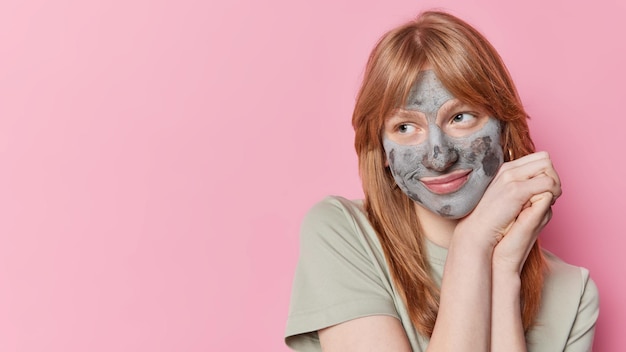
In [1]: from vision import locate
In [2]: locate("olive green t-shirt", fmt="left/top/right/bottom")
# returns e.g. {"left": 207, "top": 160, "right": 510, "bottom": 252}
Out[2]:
{"left": 285, "top": 196, "right": 599, "bottom": 351}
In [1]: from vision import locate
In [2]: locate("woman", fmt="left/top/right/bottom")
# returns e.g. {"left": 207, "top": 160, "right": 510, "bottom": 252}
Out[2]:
{"left": 285, "top": 10, "right": 599, "bottom": 352}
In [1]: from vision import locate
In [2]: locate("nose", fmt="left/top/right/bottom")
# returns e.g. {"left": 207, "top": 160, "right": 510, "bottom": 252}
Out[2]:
{"left": 421, "top": 126, "right": 458, "bottom": 171}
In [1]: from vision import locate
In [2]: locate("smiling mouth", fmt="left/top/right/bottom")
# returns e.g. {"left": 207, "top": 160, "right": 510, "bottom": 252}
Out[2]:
{"left": 420, "top": 169, "right": 472, "bottom": 195}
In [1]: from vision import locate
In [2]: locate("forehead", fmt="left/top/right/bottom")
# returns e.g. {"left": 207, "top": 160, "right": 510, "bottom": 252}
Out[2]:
{"left": 405, "top": 70, "right": 454, "bottom": 113}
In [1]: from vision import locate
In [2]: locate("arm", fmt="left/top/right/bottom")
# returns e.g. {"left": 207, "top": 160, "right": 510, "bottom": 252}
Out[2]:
{"left": 488, "top": 154, "right": 559, "bottom": 352}
{"left": 490, "top": 192, "right": 553, "bottom": 352}
{"left": 491, "top": 272, "right": 525, "bottom": 351}
{"left": 436, "top": 152, "right": 560, "bottom": 352}
{"left": 418, "top": 152, "right": 559, "bottom": 351}
{"left": 286, "top": 197, "right": 405, "bottom": 350}
{"left": 427, "top": 234, "right": 494, "bottom": 351}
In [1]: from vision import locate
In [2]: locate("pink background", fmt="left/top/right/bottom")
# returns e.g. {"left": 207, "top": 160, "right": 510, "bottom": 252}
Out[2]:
{"left": 0, "top": 0, "right": 623, "bottom": 351}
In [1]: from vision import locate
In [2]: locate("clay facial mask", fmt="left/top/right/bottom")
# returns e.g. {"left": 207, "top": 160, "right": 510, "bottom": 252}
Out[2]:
{"left": 382, "top": 70, "right": 503, "bottom": 219}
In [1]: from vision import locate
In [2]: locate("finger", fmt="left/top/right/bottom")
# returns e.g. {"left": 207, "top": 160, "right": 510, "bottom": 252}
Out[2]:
{"left": 529, "top": 190, "right": 555, "bottom": 205}
{"left": 493, "top": 194, "right": 553, "bottom": 272}
{"left": 498, "top": 156, "right": 555, "bottom": 182}
{"left": 539, "top": 165, "right": 561, "bottom": 200}
{"left": 498, "top": 173, "right": 562, "bottom": 209}
{"left": 539, "top": 205, "right": 553, "bottom": 229}
{"left": 509, "top": 191, "right": 553, "bottom": 236}
{"left": 499, "top": 151, "right": 551, "bottom": 172}
{"left": 495, "top": 161, "right": 562, "bottom": 199}
{"left": 503, "top": 193, "right": 552, "bottom": 258}
{"left": 502, "top": 191, "right": 552, "bottom": 236}
{"left": 500, "top": 151, "right": 561, "bottom": 192}
{"left": 500, "top": 152, "right": 560, "bottom": 185}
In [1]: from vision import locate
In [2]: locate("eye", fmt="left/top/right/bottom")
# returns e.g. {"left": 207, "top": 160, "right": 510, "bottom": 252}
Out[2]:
{"left": 397, "top": 123, "right": 417, "bottom": 134}
{"left": 451, "top": 112, "right": 476, "bottom": 124}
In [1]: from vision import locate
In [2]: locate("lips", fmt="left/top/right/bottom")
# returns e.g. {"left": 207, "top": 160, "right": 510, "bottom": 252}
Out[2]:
{"left": 420, "top": 169, "right": 472, "bottom": 195}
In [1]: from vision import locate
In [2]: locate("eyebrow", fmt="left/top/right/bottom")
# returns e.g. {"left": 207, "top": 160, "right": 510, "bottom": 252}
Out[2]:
{"left": 392, "top": 109, "right": 420, "bottom": 117}
{"left": 392, "top": 99, "right": 466, "bottom": 117}
{"left": 436, "top": 99, "right": 481, "bottom": 119}
{"left": 386, "top": 109, "right": 423, "bottom": 123}
{"left": 439, "top": 99, "right": 466, "bottom": 113}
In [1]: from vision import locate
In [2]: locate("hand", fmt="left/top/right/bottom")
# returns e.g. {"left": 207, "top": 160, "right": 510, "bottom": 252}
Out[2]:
{"left": 492, "top": 190, "right": 553, "bottom": 274}
{"left": 455, "top": 151, "right": 561, "bottom": 254}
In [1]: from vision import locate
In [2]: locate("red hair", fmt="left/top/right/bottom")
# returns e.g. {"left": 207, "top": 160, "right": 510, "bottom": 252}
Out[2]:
{"left": 352, "top": 10, "right": 544, "bottom": 337}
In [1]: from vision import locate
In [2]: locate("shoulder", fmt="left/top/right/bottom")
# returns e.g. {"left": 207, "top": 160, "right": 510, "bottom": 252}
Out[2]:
{"left": 528, "top": 249, "right": 600, "bottom": 349}
{"left": 302, "top": 196, "right": 365, "bottom": 225}
{"left": 529, "top": 249, "right": 600, "bottom": 348}
{"left": 296, "top": 196, "right": 389, "bottom": 284}
{"left": 299, "top": 196, "right": 368, "bottom": 245}
{"left": 542, "top": 249, "right": 598, "bottom": 301}
{"left": 286, "top": 197, "right": 399, "bottom": 349}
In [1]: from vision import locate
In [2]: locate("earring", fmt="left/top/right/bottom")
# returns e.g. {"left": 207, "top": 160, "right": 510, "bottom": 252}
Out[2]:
{"left": 508, "top": 148, "right": 514, "bottom": 161}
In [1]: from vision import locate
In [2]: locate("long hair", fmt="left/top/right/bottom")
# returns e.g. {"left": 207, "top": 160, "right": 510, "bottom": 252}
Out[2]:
{"left": 352, "top": 10, "right": 545, "bottom": 337}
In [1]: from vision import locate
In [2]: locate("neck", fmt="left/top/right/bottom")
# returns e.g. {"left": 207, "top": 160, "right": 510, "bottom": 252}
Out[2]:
{"left": 415, "top": 203, "right": 459, "bottom": 248}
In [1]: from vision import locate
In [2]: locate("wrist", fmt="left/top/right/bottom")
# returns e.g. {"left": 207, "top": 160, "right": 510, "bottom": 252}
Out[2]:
{"left": 492, "top": 266, "right": 522, "bottom": 288}
{"left": 446, "top": 232, "right": 495, "bottom": 273}
{"left": 492, "top": 251, "right": 526, "bottom": 276}
{"left": 453, "top": 218, "right": 505, "bottom": 251}
{"left": 451, "top": 226, "right": 498, "bottom": 255}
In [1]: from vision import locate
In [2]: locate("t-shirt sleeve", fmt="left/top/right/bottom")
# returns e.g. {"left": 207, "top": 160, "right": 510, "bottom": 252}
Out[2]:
{"left": 284, "top": 197, "right": 399, "bottom": 351}
{"left": 564, "top": 268, "right": 600, "bottom": 352}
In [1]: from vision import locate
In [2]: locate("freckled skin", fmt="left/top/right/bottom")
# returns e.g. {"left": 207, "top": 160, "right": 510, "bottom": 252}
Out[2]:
{"left": 383, "top": 70, "right": 504, "bottom": 219}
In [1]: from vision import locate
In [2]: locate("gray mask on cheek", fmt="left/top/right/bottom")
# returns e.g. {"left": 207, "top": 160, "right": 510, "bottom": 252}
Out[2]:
{"left": 383, "top": 119, "right": 503, "bottom": 219}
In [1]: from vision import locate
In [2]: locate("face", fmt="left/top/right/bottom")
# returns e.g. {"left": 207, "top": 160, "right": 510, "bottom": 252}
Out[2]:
{"left": 382, "top": 70, "right": 503, "bottom": 219}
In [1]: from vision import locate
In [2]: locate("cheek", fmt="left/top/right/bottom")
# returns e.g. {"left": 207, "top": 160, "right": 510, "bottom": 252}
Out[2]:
{"left": 455, "top": 135, "right": 501, "bottom": 176}
{"left": 469, "top": 135, "right": 492, "bottom": 155}
{"left": 482, "top": 150, "right": 500, "bottom": 176}
{"left": 387, "top": 149, "right": 395, "bottom": 167}
{"left": 455, "top": 134, "right": 500, "bottom": 159}
{"left": 387, "top": 147, "right": 426, "bottom": 175}
{"left": 463, "top": 135, "right": 501, "bottom": 175}
{"left": 387, "top": 148, "right": 407, "bottom": 176}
